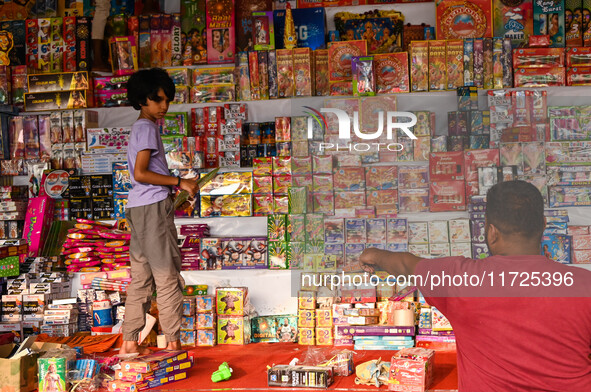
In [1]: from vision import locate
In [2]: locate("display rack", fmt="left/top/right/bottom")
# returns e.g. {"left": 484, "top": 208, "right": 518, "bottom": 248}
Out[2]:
{"left": 44, "top": 86, "right": 589, "bottom": 314}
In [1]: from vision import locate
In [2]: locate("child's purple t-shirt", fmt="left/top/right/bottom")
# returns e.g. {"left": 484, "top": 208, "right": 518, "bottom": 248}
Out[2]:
{"left": 126, "top": 119, "right": 171, "bottom": 208}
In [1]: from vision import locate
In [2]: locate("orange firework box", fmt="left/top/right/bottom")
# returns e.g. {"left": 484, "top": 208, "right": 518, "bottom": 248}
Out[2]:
{"left": 446, "top": 39, "right": 464, "bottom": 89}
{"left": 294, "top": 48, "right": 313, "bottom": 96}
{"left": 436, "top": 0, "right": 493, "bottom": 40}
{"left": 374, "top": 52, "right": 409, "bottom": 94}
{"left": 328, "top": 40, "right": 367, "bottom": 82}
{"left": 276, "top": 49, "right": 294, "bottom": 98}
{"left": 314, "top": 49, "right": 329, "bottom": 96}
{"left": 428, "top": 40, "right": 447, "bottom": 91}
{"left": 410, "top": 41, "right": 429, "bottom": 92}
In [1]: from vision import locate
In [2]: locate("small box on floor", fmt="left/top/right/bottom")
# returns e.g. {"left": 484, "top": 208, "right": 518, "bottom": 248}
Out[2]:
{"left": 268, "top": 365, "right": 334, "bottom": 388}
{"left": 389, "top": 348, "right": 435, "bottom": 392}
{"left": 120, "top": 350, "right": 189, "bottom": 374}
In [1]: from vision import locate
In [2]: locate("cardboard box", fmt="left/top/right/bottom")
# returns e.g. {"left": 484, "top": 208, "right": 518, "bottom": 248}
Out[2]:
{"left": 0, "top": 341, "right": 64, "bottom": 392}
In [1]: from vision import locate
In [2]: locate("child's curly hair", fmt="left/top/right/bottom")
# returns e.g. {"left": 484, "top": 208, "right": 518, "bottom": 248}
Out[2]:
{"left": 126, "top": 68, "right": 175, "bottom": 110}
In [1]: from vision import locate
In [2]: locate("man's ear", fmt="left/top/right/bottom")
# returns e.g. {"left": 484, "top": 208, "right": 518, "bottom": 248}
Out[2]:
{"left": 486, "top": 223, "right": 500, "bottom": 246}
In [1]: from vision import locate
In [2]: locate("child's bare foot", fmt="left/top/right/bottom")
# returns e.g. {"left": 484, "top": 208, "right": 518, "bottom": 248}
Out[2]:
{"left": 165, "top": 340, "right": 182, "bottom": 351}
{"left": 119, "top": 340, "right": 152, "bottom": 355}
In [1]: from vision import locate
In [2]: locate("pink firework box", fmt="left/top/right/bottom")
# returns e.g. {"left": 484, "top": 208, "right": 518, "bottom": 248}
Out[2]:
{"left": 464, "top": 149, "right": 500, "bottom": 182}
{"left": 569, "top": 226, "right": 590, "bottom": 236}
{"left": 374, "top": 52, "right": 409, "bottom": 94}
{"left": 429, "top": 151, "right": 465, "bottom": 181}
{"left": 206, "top": 0, "right": 235, "bottom": 64}
{"left": 23, "top": 196, "right": 55, "bottom": 257}
{"left": 573, "top": 249, "right": 591, "bottom": 264}
{"left": 429, "top": 180, "right": 466, "bottom": 212}
{"left": 573, "top": 235, "right": 591, "bottom": 250}
{"left": 328, "top": 40, "right": 368, "bottom": 82}
{"left": 389, "top": 348, "right": 435, "bottom": 392}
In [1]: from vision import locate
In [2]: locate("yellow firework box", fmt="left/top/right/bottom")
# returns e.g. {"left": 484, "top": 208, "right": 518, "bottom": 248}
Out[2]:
{"left": 428, "top": 40, "right": 447, "bottom": 91}
{"left": 446, "top": 40, "right": 464, "bottom": 89}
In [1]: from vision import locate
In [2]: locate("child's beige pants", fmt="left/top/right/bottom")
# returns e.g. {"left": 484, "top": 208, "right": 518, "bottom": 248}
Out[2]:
{"left": 122, "top": 197, "right": 184, "bottom": 343}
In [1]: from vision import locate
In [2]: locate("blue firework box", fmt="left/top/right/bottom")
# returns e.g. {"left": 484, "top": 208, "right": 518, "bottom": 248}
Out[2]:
{"left": 273, "top": 7, "right": 326, "bottom": 50}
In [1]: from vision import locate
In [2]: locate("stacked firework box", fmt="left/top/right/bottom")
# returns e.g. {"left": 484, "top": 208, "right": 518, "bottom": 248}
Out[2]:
{"left": 179, "top": 224, "right": 210, "bottom": 271}
{"left": 107, "top": 350, "right": 193, "bottom": 392}
{"left": 41, "top": 300, "right": 78, "bottom": 337}
{"left": 62, "top": 219, "right": 130, "bottom": 272}
{"left": 216, "top": 287, "right": 251, "bottom": 345}
{"left": 196, "top": 295, "right": 216, "bottom": 347}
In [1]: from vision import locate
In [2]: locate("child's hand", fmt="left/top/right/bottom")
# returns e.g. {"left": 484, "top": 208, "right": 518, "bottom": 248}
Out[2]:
{"left": 179, "top": 178, "right": 199, "bottom": 197}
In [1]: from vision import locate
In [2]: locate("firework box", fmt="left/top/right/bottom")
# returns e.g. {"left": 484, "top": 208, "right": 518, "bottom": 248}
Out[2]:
{"left": 206, "top": 0, "right": 235, "bottom": 64}
{"left": 23, "top": 196, "right": 54, "bottom": 258}
{"left": 446, "top": 40, "right": 464, "bottom": 89}
{"left": 217, "top": 316, "right": 251, "bottom": 345}
{"left": 120, "top": 351, "right": 189, "bottom": 374}
{"left": 429, "top": 180, "right": 466, "bottom": 212}
{"left": 389, "top": 348, "right": 435, "bottom": 392}
{"left": 86, "top": 127, "right": 131, "bottom": 154}
{"left": 294, "top": 48, "right": 313, "bottom": 96}
{"left": 374, "top": 52, "right": 409, "bottom": 93}
{"left": 27, "top": 71, "right": 89, "bottom": 93}
{"left": 24, "top": 90, "right": 88, "bottom": 111}
{"left": 533, "top": 0, "right": 565, "bottom": 47}
{"left": 268, "top": 365, "right": 333, "bottom": 388}
{"left": 252, "top": 11, "right": 275, "bottom": 51}
{"left": 328, "top": 40, "right": 367, "bottom": 82}
{"left": 277, "top": 49, "right": 294, "bottom": 98}
{"left": 0, "top": 20, "right": 25, "bottom": 66}
{"left": 273, "top": 7, "right": 327, "bottom": 50}
{"left": 109, "top": 36, "right": 138, "bottom": 76}
{"left": 436, "top": 0, "right": 492, "bottom": 39}
{"left": 180, "top": 0, "right": 207, "bottom": 64}
{"left": 314, "top": 49, "right": 329, "bottom": 95}
{"left": 541, "top": 234, "right": 572, "bottom": 263}
{"left": 410, "top": 41, "right": 428, "bottom": 92}
{"left": 428, "top": 40, "right": 446, "bottom": 91}
{"left": 493, "top": 0, "right": 533, "bottom": 47}
{"left": 429, "top": 151, "right": 465, "bottom": 181}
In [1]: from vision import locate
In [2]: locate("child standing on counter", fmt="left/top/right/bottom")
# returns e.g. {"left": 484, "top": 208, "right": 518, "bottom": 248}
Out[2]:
{"left": 120, "top": 68, "right": 199, "bottom": 355}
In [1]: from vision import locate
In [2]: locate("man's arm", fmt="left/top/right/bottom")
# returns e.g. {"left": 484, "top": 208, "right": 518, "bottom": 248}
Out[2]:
{"left": 134, "top": 149, "right": 199, "bottom": 195}
{"left": 360, "top": 247, "right": 422, "bottom": 276}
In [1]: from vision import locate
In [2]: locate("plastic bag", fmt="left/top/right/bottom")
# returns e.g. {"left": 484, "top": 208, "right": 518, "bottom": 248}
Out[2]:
{"left": 354, "top": 358, "right": 391, "bottom": 387}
